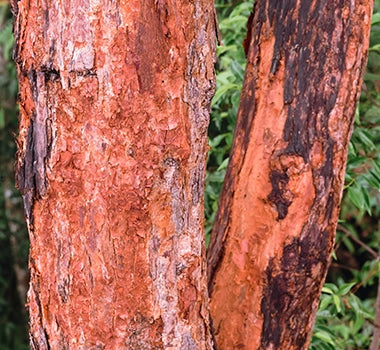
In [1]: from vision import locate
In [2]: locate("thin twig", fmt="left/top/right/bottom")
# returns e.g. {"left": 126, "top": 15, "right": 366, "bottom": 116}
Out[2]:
{"left": 330, "top": 262, "right": 360, "bottom": 272}
{"left": 351, "top": 262, "right": 380, "bottom": 295}
{"left": 362, "top": 82, "right": 380, "bottom": 108}
{"left": 337, "top": 224, "right": 379, "bottom": 259}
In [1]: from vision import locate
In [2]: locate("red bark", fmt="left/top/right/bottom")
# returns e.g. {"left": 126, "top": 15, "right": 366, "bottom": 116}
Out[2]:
{"left": 13, "top": 0, "right": 216, "bottom": 348}
{"left": 207, "top": 1, "right": 373, "bottom": 348}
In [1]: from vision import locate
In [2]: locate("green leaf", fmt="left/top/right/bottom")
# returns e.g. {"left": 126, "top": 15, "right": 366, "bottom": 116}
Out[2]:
{"left": 323, "top": 283, "right": 339, "bottom": 294}
{"left": 347, "top": 184, "right": 367, "bottom": 213}
{"left": 372, "top": 12, "right": 380, "bottom": 25}
{"left": 369, "top": 43, "right": 380, "bottom": 52}
{"left": 216, "top": 70, "right": 235, "bottom": 85}
{"left": 355, "top": 105, "right": 361, "bottom": 125}
{"left": 217, "top": 157, "right": 229, "bottom": 171}
{"left": 364, "top": 72, "right": 380, "bottom": 82}
{"left": 209, "top": 134, "right": 227, "bottom": 148}
{"left": 219, "top": 15, "right": 249, "bottom": 29}
{"left": 372, "top": 160, "right": 380, "bottom": 182}
{"left": 337, "top": 282, "right": 356, "bottom": 295}
{"left": 353, "top": 311, "right": 364, "bottom": 333}
{"left": 367, "top": 170, "right": 380, "bottom": 188}
{"left": 335, "top": 324, "right": 350, "bottom": 340}
{"left": 229, "top": 2, "right": 253, "bottom": 17}
{"left": 230, "top": 59, "right": 245, "bottom": 81}
{"left": 355, "top": 129, "right": 376, "bottom": 152}
{"left": 212, "top": 83, "right": 240, "bottom": 106}
{"left": 321, "top": 286, "right": 334, "bottom": 295}
{"left": 313, "top": 331, "right": 335, "bottom": 345}
{"left": 217, "top": 44, "right": 238, "bottom": 56}
{"left": 319, "top": 295, "right": 333, "bottom": 311}
{"left": 349, "top": 294, "right": 362, "bottom": 313}
{"left": 342, "top": 235, "right": 355, "bottom": 254}
{"left": 333, "top": 294, "right": 341, "bottom": 313}
{"left": 207, "top": 170, "right": 226, "bottom": 183}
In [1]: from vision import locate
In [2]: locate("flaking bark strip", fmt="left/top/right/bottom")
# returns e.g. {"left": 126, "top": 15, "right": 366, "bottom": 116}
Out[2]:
{"left": 16, "top": 69, "right": 53, "bottom": 223}
{"left": 17, "top": 118, "right": 35, "bottom": 222}
{"left": 33, "top": 72, "right": 50, "bottom": 197}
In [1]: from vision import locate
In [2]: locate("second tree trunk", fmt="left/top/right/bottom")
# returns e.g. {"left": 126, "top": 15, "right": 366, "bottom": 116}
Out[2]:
{"left": 207, "top": 1, "right": 372, "bottom": 348}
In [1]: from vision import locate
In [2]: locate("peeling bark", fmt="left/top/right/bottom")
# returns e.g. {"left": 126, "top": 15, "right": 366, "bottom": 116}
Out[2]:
{"left": 13, "top": 0, "right": 216, "bottom": 348}
{"left": 207, "top": 1, "right": 372, "bottom": 349}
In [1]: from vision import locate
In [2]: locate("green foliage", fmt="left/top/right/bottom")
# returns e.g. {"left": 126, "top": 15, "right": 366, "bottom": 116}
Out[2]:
{"left": 311, "top": 280, "right": 376, "bottom": 350}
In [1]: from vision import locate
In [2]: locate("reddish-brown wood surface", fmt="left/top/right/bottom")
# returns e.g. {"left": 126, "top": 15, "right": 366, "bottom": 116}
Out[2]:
{"left": 207, "top": 1, "right": 373, "bottom": 349}
{"left": 13, "top": 0, "right": 216, "bottom": 348}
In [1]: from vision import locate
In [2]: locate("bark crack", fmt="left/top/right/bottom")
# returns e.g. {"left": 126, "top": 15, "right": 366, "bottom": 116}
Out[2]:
{"left": 16, "top": 69, "right": 54, "bottom": 224}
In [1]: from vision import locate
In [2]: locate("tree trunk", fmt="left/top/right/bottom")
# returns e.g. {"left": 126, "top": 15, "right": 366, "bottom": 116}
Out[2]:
{"left": 13, "top": 0, "right": 216, "bottom": 348}
{"left": 207, "top": 1, "right": 372, "bottom": 349}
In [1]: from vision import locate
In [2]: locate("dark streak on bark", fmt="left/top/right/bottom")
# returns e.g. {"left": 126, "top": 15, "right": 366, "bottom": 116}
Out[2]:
{"left": 207, "top": 0, "right": 369, "bottom": 347}
{"left": 267, "top": 170, "right": 291, "bottom": 220}
{"left": 260, "top": 0, "right": 347, "bottom": 218}
{"left": 42, "top": 67, "right": 61, "bottom": 83}
{"left": 43, "top": 8, "right": 49, "bottom": 39}
{"left": 16, "top": 68, "right": 55, "bottom": 224}
{"left": 261, "top": 0, "right": 347, "bottom": 164}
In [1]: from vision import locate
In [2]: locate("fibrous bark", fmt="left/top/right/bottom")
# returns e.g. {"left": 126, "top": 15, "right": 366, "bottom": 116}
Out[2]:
{"left": 207, "top": 1, "right": 372, "bottom": 349}
{"left": 13, "top": 0, "right": 216, "bottom": 348}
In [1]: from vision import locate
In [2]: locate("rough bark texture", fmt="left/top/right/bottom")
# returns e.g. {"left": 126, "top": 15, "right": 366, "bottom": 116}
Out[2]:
{"left": 207, "top": 1, "right": 372, "bottom": 349}
{"left": 13, "top": 0, "right": 216, "bottom": 348}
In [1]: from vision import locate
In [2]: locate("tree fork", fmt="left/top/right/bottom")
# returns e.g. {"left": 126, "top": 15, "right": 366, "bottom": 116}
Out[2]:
{"left": 207, "top": 1, "right": 373, "bottom": 349}
{"left": 13, "top": 0, "right": 216, "bottom": 348}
